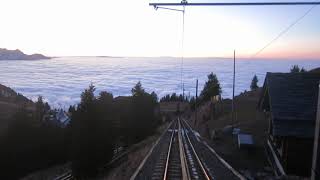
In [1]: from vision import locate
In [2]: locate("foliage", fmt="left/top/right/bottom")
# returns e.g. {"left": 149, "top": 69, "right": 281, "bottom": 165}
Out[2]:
{"left": 70, "top": 85, "right": 115, "bottom": 177}
{"left": 189, "top": 96, "right": 196, "bottom": 111}
{"left": 1, "top": 82, "right": 160, "bottom": 179}
{"left": 70, "top": 82, "right": 159, "bottom": 177}
{"left": 0, "top": 107, "right": 67, "bottom": 179}
{"left": 68, "top": 105, "right": 76, "bottom": 114}
{"left": 35, "top": 96, "right": 50, "bottom": 121}
{"left": 200, "top": 73, "right": 221, "bottom": 103}
{"left": 250, "top": 75, "right": 259, "bottom": 91}
{"left": 131, "top": 81, "right": 145, "bottom": 97}
{"left": 290, "top": 65, "right": 306, "bottom": 73}
{"left": 130, "top": 81, "right": 159, "bottom": 143}
{"left": 160, "top": 93, "right": 187, "bottom": 102}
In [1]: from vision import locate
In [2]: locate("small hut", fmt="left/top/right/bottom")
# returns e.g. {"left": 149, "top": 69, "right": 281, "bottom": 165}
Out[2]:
{"left": 259, "top": 72, "right": 320, "bottom": 177}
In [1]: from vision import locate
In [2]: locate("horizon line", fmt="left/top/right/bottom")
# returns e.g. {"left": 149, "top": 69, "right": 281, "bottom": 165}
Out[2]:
{"left": 51, "top": 55, "right": 320, "bottom": 60}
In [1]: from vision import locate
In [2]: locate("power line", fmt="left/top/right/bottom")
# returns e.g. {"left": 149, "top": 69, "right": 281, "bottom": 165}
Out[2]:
{"left": 150, "top": 1, "right": 319, "bottom": 59}
{"left": 252, "top": 4, "right": 318, "bottom": 58}
{"left": 153, "top": 3, "right": 186, "bottom": 97}
{"left": 150, "top": 2, "right": 320, "bottom": 7}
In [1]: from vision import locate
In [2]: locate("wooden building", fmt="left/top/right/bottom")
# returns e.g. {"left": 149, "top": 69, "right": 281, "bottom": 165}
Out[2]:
{"left": 259, "top": 72, "right": 320, "bottom": 177}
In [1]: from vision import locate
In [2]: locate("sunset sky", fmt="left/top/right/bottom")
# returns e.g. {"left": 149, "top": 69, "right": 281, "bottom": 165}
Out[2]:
{"left": 0, "top": 0, "right": 319, "bottom": 59}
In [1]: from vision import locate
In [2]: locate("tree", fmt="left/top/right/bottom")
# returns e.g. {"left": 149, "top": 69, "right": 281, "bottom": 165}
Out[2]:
{"left": 189, "top": 96, "right": 196, "bottom": 111}
{"left": 99, "top": 91, "right": 113, "bottom": 102}
{"left": 0, "top": 107, "right": 67, "bottom": 179}
{"left": 44, "top": 102, "right": 50, "bottom": 112}
{"left": 170, "top": 93, "right": 177, "bottom": 101}
{"left": 250, "top": 75, "right": 259, "bottom": 91}
{"left": 130, "top": 82, "right": 158, "bottom": 143}
{"left": 70, "top": 84, "right": 115, "bottom": 177}
{"left": 68, "top": 105, "right": 76, "bottom": 114}
{"left": 151, "top": 91, "right": 158, "bottom": 103}
{"left": 79, "top": 83, "right": 96, "bottom": 108}
{"left": 131, "top": 81, "right": 145, "bottom": 97}
{"left": 35, "top": 96, "right": 45, "bottom": 121}
{"left": 200, "top": 73, "right": 221, "bottom": 102}
{"left": 160, "top": 94, "right": 170, "bottom": 102}
{"left": 160, "top": 93, "right": 187, "bottom": 102}
{"left": 290, "top": 65, "right": 306, "bottom": 73}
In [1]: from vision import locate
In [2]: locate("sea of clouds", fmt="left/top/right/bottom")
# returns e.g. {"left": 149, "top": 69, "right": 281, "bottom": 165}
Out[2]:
{"left": 0, "top": 57, "right": 319, "bottom": 108}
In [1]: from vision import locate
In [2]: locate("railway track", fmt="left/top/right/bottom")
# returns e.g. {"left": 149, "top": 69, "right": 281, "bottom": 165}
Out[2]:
{"left": 56, "top": 118, "right": 244, "bottom": 180}
{"left": 133, "top": 119, "right": 213, "bottom": 180}
{"left": 180, "top": 119, "right": 210, "bottom": 180}
{"left": 132, "top": 118, "right": 245, "bottom": 180}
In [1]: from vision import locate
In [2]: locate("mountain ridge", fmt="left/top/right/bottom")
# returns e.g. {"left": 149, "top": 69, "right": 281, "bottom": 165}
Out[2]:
{"left": 0, "top": 48, "right": 50, "bottom": 60}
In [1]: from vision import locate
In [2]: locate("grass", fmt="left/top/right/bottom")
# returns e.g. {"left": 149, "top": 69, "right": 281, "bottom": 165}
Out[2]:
{"left": 186, "top": 88, "right": 273, "bottom": 178}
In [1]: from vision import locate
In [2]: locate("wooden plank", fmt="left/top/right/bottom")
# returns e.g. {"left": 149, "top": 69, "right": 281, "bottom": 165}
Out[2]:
{"left": 267, "top": 140, "right": 286, "bottom": 176}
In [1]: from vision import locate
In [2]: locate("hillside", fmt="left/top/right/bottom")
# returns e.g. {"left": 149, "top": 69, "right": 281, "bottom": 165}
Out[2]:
{"left": 185, "top": 88, "right": 270, "bottom": 178}
{"left": 0, "top": 48, "right": 50, "bottom": 60}
{"left": 0, "top": 84, "right": 35, "bottom": 135}
{"left": 310, "top": 67, "right": 320, "bottom": 73}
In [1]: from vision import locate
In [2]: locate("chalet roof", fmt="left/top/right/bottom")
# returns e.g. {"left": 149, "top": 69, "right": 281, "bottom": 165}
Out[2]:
{"left": 259, "top": 72, "right": 320, "bottom": 138}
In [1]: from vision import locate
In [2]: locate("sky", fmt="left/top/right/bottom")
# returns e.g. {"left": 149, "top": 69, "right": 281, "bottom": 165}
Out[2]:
{"left": 0, "top": 0, "right": 319, "bottom": 59}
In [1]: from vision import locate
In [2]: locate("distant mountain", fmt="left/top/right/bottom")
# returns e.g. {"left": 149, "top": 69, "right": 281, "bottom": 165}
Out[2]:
{"left": 0, "top": 48, "right": 50, "bottom": 60}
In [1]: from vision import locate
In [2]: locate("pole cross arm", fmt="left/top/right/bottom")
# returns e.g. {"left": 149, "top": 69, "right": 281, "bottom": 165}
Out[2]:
{"left": 149, "top": 2, "right": 320, "bottom": 7}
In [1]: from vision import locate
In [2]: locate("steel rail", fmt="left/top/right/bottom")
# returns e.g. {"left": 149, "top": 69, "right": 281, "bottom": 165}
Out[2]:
{"left": 181, "top": 120, "right": 211, "bottom": 180}
{"left": 150, "top": 2, "right": 320, "bottom": 7}
{"left": 182, "top": 118, "right": 246, "bottom": 179}
{"left": 130, "top": 120, "right": 175, "bottom": 180}
{"left": 54, "top": 171, "right": 72, "bottom": 180}
{"left": 178, "top": 118, "right": 191, "bottom": 180}
{"left": 163, "top": 121, "right": 177, "bottom": 180}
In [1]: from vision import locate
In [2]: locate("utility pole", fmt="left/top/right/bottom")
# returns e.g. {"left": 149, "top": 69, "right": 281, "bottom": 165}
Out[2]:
{"left": 232, "top": 50, "right": 236, "bottom": 129}
{"left": 183, "top": 83, "right": 185, "bottom": 100}
{"left": 195, "top": 79, "right": 198, "bottom": 127}
{"left": 311, "top": 82, "right": 320, "bottom": 180}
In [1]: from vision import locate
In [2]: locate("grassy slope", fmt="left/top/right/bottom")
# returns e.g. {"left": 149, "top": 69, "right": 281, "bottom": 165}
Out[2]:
{"left": 0, "top": 84, "right": 35, "bottom": 136}
{"left": 187, "top": 88, "right": 270, "bottom": 175}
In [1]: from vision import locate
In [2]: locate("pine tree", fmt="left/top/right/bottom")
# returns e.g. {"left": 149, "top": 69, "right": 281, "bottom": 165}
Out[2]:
{"left": 290, "top": 65, "right": 306, "bottom": 73}
{"left": 151, "top": 91, "right": 158, "bottom": 103}
{"left": 70, "top": 84, "right": 115, "bottom": 177}
{"left": 131, "top": 81, "right": 145, "bottom": 97}
{"left": 131, "top": 82, "right": 158, "bottom": 143}
{"left": 250, "top": 75, "right": 259, "bottom": 91}
{"left": 200, "top": 73, "right": 221, "bottom": 102}
{"left": 35, "top": 96, "right": 45, "bottom": 121}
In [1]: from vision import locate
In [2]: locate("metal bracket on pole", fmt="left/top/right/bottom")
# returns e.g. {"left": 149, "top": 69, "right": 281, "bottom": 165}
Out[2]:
{"left": 154, "top": 6, "right": 185, "bottom": 12}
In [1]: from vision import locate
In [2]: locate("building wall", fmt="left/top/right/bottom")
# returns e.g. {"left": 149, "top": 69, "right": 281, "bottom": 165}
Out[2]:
{"left": 285, "top": 137, "right": 314, "bottom": 177}
{"left": 270, "top": 134, "right": 314, "bottom": 177}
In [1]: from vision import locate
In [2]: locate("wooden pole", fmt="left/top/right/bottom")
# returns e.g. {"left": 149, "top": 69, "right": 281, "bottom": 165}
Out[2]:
{"left": 195, "top": 79, "right": 198, "bottom": 126}
{"left": 232, "top": 50, "right": 235, "bottom": 129}
{"left": 311, "top": 82, "right": 320, "bottom": 180}
{"left": 183, "top": 83, "right": 185, "bottom": 100}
